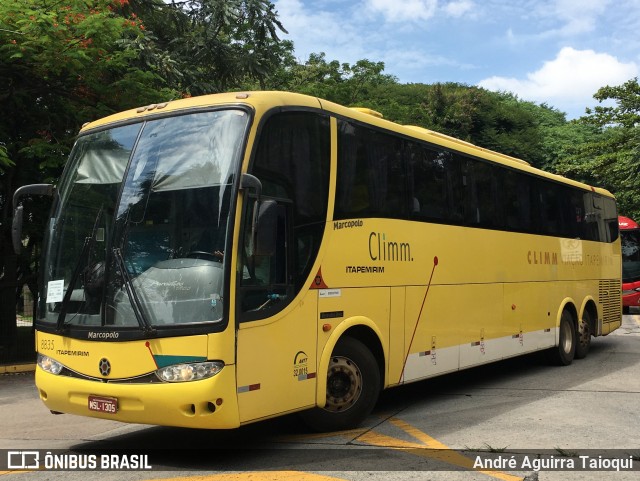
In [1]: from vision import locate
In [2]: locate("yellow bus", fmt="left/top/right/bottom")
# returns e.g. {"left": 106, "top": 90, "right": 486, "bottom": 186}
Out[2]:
{"left": 14, "top": 91, "right": 621, "bottom": 432}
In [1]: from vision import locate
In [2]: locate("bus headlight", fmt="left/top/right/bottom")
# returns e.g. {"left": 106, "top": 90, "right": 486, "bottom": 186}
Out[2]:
{"left": 155, "top": 361, "right": 224, "bottom": 382}
{"left": 37, "top": 353, "right": 64, "bottom": 375}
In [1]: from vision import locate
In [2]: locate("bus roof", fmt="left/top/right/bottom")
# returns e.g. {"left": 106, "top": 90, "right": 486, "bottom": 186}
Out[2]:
{"left": 80, "top": 90, "right": 614, "bottom": 199}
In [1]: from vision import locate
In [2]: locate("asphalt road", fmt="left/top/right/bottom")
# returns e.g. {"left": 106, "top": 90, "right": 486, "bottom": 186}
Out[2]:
{"left": 1, "top": 315, "right": 639, "bottom": 481}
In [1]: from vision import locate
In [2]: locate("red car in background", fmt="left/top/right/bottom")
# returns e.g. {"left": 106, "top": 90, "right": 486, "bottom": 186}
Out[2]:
{"left": 619, "top": 216, "right": 640, "bottom": 313}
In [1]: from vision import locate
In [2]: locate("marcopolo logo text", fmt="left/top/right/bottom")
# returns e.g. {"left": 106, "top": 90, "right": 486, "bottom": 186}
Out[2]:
{"left": 88, "top": 331, "right": 119, "bottom": 340}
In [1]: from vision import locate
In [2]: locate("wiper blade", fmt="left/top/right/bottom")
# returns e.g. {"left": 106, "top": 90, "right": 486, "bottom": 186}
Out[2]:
{"left": 57, "top": 207, "right": 104, "bottom": 331}
{"left": 112, "top": 247, "right": 156, "bottom": 335}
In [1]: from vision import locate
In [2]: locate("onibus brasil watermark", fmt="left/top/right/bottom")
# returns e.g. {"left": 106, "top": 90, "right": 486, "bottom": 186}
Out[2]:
{"left": 6, "top": 450, "right": 151, "bottom": 471}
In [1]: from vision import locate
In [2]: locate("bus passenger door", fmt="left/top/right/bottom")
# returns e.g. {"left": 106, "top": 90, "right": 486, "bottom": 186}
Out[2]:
{"left": 236, "top": 294, "right": 318, "bottom": 423}
{"left": 235, "top": 201, "right": 318, "bottom": 423}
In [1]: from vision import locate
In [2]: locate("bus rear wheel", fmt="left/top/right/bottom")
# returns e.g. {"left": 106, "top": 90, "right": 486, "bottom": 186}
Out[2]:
{"left": 301, "top": 337, "right": 380, "bottom": 432}
{"left": 575, "top": 310, "right": 592, "bottom": 359}
{"left": 549, "top": 310, "right": 576, "bottom": 366}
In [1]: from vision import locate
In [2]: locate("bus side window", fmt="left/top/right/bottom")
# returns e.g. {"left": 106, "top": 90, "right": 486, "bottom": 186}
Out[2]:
{"left": 583, "top": 192, "right": 603, "bottom": 241}
{"left": 462, "top": 158, "right": 502, "bottom": 228}
{"left": 504, "top": 169, "right": 533, "bottom": 232}
{"left": 603, "top": 197, "right": 619, "bottom": 242}
{"left": 336, "top": 121, "right": 410, "bottom": 220}
{"left": 409, "top": 145, "right": 450, "bottom": 221}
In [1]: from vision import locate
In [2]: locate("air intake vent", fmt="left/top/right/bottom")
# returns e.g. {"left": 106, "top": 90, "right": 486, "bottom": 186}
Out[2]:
{"left": 599, "top": 279, "right": 621, "bottom": 325}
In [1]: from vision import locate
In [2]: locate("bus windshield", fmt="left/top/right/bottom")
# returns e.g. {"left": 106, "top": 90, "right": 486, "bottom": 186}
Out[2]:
{"left": 39, "top": 109, "right": 249, "bottom": 330}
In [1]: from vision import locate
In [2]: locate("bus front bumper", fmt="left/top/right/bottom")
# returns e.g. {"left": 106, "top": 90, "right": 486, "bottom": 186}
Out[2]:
{"left": 35, "top": 365, "right": 241, "bottom": 429}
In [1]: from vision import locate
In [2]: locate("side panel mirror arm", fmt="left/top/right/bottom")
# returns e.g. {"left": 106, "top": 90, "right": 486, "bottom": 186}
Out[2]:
{"left": 240, "top": 173, "right": 262, "bottom": 200}
{"left": 12, "top": 183, "right": 55, "bottom": 255}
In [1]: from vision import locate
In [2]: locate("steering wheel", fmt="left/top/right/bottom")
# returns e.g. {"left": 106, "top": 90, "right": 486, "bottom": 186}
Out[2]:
{"left": 185, "top": 251, "right": 222, "bottom": 262}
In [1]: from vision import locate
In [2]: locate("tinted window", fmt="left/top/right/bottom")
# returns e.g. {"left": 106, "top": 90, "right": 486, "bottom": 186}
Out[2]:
{"left": 504, "top": 169, "right": 533, "bottom": 231}
{"left": 462, "top": 158, "right": 502, "bottom": 228}
{"left": 336, "top": 120, "right": 409, "bottom": 219}
{"left": 333, "top": 118, "right": 617, "bottom": 243}
{"left": 253, "top": 112, "right": 330, "bottom": 227}
{"left": 408, "top": 145, "right": 463, "bottom": 221}
{"left": 240, "top": 111, "right": 330, "bottom": 318}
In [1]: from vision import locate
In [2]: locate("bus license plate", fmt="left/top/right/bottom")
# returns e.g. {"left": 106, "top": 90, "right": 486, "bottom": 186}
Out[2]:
{"left": 88, "top": 395, "right": 118, "bottom": 414}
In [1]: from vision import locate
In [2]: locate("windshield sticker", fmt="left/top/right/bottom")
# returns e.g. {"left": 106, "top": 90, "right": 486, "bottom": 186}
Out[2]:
{"left": 46, "top": 280, "right": 65, "bottom": 303}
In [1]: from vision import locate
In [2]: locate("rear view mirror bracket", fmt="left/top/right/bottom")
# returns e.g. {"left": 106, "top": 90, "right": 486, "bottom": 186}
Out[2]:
{"left": 12, "top": 183, "right": 54, "bottom": 254}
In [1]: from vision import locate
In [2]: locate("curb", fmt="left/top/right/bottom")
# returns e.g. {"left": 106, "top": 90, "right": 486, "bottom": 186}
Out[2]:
{"left": 0, "top": 363, "right": 36, "bottom": 374}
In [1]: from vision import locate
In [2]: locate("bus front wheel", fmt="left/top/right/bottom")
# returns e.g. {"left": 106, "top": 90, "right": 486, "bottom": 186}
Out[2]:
{"left": 301, "top": 337, "right": 380, "bottom": 432}
{"left": 549, "top": 310, "right": 576, "bottom": 366}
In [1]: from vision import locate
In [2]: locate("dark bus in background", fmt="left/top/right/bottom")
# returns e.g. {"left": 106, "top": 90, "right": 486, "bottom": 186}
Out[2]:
{"left": 619, "top": 216, "right": 640, "bottom": 313}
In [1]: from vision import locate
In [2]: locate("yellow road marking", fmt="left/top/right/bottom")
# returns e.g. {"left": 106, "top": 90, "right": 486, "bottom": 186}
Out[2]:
{"left": 390, "top": 418, "right": 451, "bottom": 449}
{"left": 358, "top": 418, "right": 523, "bottom": 481}
{"left": 0, "top": 364, "right": 35, "bottom": 375}
{"left": 1, "top": 421, "right": 523, "bottom": 481}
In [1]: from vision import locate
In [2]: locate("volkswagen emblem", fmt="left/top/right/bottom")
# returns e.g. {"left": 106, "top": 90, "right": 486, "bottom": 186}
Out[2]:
{"left": 99, "top": 358, "right": 111, "bottom": 377}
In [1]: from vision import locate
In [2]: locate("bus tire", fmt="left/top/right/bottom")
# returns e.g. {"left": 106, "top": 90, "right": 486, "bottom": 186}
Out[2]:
{"left": 549, "top": 310, "right": 576, "bottom": 366}
{"left": 575, "top": 310, "right": 592, "bottom": 359}
{"left": 301, "top": 337, "right": 380, "bottom": 432}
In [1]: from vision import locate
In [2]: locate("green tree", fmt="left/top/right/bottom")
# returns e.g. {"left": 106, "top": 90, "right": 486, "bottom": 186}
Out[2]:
{"left": 273, "top": 55, "right": 596, "bottom": 174}
{"left": 0, "top": 0, "right": 174, "bottom": 360}
{"left": 0, "top": 0, "right": 292, "bottom": 361}
{"left": 554, "top": 78, "right": 640, "bottom": 218}
{"left": 268, "top": 55, "right": 563, "bottom": 169}
{"left": 123, "top": 0, "right": 290, "bottom": 93}
{"left": 362, "top": 83, "right": 551, "bottom": 168}
{"left": 266, "top": 52, "right": 397, "bottom": 105}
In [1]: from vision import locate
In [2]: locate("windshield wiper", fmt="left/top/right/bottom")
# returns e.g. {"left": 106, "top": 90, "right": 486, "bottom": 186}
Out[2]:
{"left": 57, "top": 207, "right": 104, "bottom": 331}
{"left": 112, "top": 247, "right": 156, "bottom": 335}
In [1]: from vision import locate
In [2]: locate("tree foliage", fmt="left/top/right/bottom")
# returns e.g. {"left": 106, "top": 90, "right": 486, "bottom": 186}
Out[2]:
{"left": 267, "top": 58, "right": 562, "bottom": 169}
{"left": 0, "top": 0, "right": 291, "bottom": 358}
{"left": 120, "top": 0, "right": 290, "bottom": 93}
{"left": 0, "top": 0, "right": 166, "bottom": 357}
{"left": 256, "top": 52, "right": 398, "bottom": 105}
{"left": 554, "top": 78, "right": 640, "bottom": 218}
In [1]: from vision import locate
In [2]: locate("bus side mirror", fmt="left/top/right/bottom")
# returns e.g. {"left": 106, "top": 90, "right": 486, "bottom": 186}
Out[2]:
{"left": 12, "top": 183, "right": 55, "bottom": 255}
{"left": 254, "top": 200, "right": 278, "bottom": 257}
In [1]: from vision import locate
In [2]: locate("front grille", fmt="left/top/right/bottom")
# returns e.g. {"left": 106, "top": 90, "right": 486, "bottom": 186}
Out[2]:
{"left": 599, "top": 278, "right": 622, "bottom": 324}
{"left": 60, "top": 367, "right": 161, "bottom": 383}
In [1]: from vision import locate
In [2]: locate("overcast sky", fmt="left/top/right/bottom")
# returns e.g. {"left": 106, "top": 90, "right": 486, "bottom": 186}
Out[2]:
{"left": 273, "top": 0, "right": 640, "bottom": 119}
